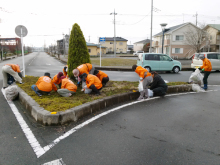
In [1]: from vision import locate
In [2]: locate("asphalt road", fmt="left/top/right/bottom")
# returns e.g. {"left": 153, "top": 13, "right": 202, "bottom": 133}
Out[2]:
{"left": 1, "top": 52, "right": 220, "bottom": 164}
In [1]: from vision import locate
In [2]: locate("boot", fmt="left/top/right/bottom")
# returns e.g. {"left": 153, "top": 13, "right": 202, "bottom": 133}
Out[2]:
{"left": 203, "top": 84, "right": 207, "bottom": 90}
{"left": 144, "top": 89, "right": 149, "bottom": 99}
{"left": 137, "top": 91, "right": 144, "bottom": 100}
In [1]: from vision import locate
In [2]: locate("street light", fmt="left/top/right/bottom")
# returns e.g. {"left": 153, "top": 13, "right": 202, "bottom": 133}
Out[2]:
{"left": 160, "top": 23, "right": 167, "bottom": 54}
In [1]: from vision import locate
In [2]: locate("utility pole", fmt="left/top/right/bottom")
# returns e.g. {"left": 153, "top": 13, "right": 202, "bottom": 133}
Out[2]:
{"left": 150, "top": 0, "right": 153, "bottom": 53}
{"left": 194, "top": 12, "right": 198, "bottom": 26}
{"left": 110, "top": 9, "right": 117, "bottom": 57}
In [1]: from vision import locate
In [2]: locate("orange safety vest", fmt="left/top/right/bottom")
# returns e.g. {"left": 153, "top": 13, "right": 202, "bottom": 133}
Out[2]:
{"left": 77, "top": 63, "right": 93, "bottom": 76}
{"left": 135, "top": 66, "right": 151, "bottom": 78}
{"left": 96, "top": 70, "right": 108, "bottom": 82}
{"left": 200, "top": 58, "right": 212, "bottom": 71}
{"left": 6, "top": 64, "right": 20, "bottom": 72}
{"left": 61, "top": 78, "right": 77, "bottom": 92}
{"left": 63, "top": 65, "right": 68, "bottom": 77}
{"left": 86, "top": 74, "right": 102, "bottom": 89}
{"left": 36, "top": 76, "right": 57, "bottom": 92}
{"left": 52, "top": 74, "right": 61, "bottom": 85}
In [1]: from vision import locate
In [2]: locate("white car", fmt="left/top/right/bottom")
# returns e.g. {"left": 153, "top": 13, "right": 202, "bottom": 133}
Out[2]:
{"left": 191, "top": 52, "right": 220, "bottom": 71}
{"left": 133, "top": 51, "right": 144, "bottom": 56}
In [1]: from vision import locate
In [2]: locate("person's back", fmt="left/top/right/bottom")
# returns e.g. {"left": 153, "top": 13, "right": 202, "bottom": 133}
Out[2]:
{"left": 86, "top": 74, "right": 102, "bottom": 89}
{"left": 36, "top": 76, "right": 55, "bottom": 92}
{"left": 96, "top": 70, "right": 108, "bottom": 81}
{"left": 61, "top": 78, "right": 77, "bottom": 92}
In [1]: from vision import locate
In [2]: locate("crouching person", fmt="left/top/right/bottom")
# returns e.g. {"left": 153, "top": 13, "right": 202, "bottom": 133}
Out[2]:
{"left": 94, "top": 70, "right": 109, "bottom": 87}
{"left": 132, "top": 65, "right": 153, "bottom": 100}
{"left": 149, "top": 71, "right": 167, "bottom": 97}
{"left": 52, "top": 72, "right": 63, "bottom": 88}
{"left": 57, "top": 76, "right": 77, "bottom": 97}
{"left": 2, "top": 64, "right": 23, "bottom": 89}
{"left": 31, "top": 72, "right": 57, "bottom": 97}
{"left": 81, "top": 73, "right": 102, "bottom": 96}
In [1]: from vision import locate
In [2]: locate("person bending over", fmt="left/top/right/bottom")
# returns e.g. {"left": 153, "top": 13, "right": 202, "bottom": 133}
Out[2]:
{"left": 57, "top": 76, "right": 77, "bottom": 97}
{"left": 149, "top": 71, "right": 167, "bottom": 97}
{"left": 81, "top": 73, "right": 102, "bottom": 96}
{"left": 52, "top": 72, "right": 63, "bottom": 88}
{"left": 93, "top": 69, "right": 109, "bottom": 87}
{"left": 2, "top": 64, "right": 23, "bottom": 89}
{"left": 132, "top": 65, "right": 152, "bottom": 100}
{"left": 31, "top": 72, "right": 57, "bottom": 97}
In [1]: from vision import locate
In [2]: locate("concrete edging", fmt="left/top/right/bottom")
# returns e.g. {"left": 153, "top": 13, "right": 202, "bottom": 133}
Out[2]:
{"left": 17, "top": 84, "right": 192, "bottom": 126}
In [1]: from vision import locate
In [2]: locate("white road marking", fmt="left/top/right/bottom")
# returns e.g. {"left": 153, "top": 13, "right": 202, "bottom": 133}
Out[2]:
{"left": 42, "top": 158, "right": 65, "bottom": 165}
{"left": 1, "top": 88, "right": 219, "bottom": 158}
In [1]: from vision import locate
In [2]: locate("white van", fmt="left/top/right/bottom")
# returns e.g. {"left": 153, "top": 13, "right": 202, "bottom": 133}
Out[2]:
{"left": 191, "top": 52, "right": 220, "bottom": 71}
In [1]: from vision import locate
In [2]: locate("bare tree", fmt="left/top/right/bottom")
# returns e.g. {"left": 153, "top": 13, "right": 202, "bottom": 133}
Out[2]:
{"left": 184, "top": 23, "right": 209, "bottom": 53}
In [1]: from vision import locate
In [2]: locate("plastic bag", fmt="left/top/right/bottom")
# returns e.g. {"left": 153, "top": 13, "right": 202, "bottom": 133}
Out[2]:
{"left": 192, "top": 84, "right": 205, "bottom": 92}
{"left": 148, "top": 89, "right": 153, "bottom": 97}
{"left": 189, "top": 69, "right": 203, "bottom": 86}
{"left": 5, "top": 85, "right": 19, "bottom": 101}
{"left": 138, "top": 81, "right": 143, "bottom": 92}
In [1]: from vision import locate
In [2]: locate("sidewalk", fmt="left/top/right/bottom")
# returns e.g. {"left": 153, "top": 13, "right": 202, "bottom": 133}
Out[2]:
{"left": 54, "top": 54, "right": 192, "bottom": 71}
{"left": 0, "top": 55, "right": 20, "bottom": 62}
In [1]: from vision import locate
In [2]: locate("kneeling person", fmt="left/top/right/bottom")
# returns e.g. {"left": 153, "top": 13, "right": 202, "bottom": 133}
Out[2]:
{"left": 31, "top": 72, "right": 57, "bottom": 97}
{"left": 94, "top": 70, "right": 109, "bottom": 87}
{"left": 52, "top": 72, "right": 63, "bottom": 88}
{"left": 57, "top": 76, "right": 77, "bottom": 97}
{"left": 150, "top": 71, "right": 167, "bottom": 97}
{"left": 81, "top": 73, "right": 102, "bottom": 95}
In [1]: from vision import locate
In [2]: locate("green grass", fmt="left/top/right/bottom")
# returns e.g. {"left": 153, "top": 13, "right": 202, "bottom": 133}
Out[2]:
{"left": 17, "top": 76, "right": 188, "bottom": 112}
{"left": 166, "top": 82, "right": 188, "bottom": 86}
{"left": 17, "top": 76, "right": 138, "bottom": 112}
{"left": 90, "top": 58, "right": 136, "bottom": 66}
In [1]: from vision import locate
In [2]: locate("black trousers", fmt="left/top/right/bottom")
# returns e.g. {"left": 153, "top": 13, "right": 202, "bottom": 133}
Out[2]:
{"left": 152, "top": 86, "right": 167, "bottom": 96}
{"left": 203, "top": 71, "right": 211, "bottom": 84}
{"left": 102, "top": 77, "right": 109, "bottom": 86}
{"left": 90, "top": 84, "right": 102, "bottom": 94}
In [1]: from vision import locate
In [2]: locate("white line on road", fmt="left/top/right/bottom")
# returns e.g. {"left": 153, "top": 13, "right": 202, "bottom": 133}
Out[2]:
{"left": 1, "top": 87, "right": 219, "bottom": 158}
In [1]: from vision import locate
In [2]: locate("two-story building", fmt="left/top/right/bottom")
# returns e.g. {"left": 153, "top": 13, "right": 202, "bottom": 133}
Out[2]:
{"left": 87, "top": 42, "right": 106, "bottom": 56}
{"left": 133, "top": 39, "right": 151, "bottom": 52}
{"left": 153, "top": 22, "right": 204, "bottom": 59}
{"left": 99, "top": 37, "right": 128, "bottom": 54}
{"left": 203, "top": 24, "right": 220, "bottom": 52}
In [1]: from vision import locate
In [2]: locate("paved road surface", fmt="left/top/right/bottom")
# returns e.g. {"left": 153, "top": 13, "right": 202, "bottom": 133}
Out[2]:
{"left": 1, "top": 52, "right": 220, "bottom": 164}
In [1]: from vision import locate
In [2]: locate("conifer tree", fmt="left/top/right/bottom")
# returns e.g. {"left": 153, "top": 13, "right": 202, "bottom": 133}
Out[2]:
{"left": 67, "top": 23, "right": 91, "bottom": 79}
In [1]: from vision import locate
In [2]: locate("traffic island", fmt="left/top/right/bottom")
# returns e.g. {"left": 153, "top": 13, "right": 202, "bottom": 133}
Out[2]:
{"left": 16, "top": 81, "right": 192, "bottom": 126}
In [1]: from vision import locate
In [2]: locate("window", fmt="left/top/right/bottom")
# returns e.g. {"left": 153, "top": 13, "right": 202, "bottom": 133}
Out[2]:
{"left": 119, "top": 42, "right": 123, "bottom": 45}
{"left": 176, "top": 35, "right": 184, "bottom": 41}
{"left": 217, "top": 54, "right": 220, "bottom": 59}
{"left": 145, "top": 54, "right": 160, "bottom": 61}
{"left": 160, "top": 55, "right": 171, "bottom": 61}
{"left": 207, "top": 54, "right": 217, "bottom": 59}
{"left": 88, "top": 49, "right": 91, "bottom": 53}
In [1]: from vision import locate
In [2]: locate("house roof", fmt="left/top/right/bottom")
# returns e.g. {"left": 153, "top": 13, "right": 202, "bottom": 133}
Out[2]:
{"left": 133, "top": 39, "right": 151, "bottom": 44}
{"left": 207, "top": 24, "right": 220, "bottom": 31}
{"left": 101, "top": 37, "right": 128, "bottom": 41}
{"left": 153, "top": 22, "right": 190, "bottom": 36}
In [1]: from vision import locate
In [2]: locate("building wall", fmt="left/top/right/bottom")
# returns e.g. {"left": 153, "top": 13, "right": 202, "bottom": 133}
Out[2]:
{"left": 101, "top": 41, "right": 127, "bottom": 53}
{"left": 205, "top": 26, "right": 218, "bottom": 45}
{"left": 87, "top": 46, "right": 106, "bottom": 56}
{"left": 133, "top": 43, "right": 144, "bottom": 52}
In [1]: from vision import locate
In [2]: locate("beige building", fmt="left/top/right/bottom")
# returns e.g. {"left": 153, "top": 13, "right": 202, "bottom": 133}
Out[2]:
{"left": 153, "top": 22, "right": 205, "bottom": 59}
{"left": 87, "top": 43, "right": 106, "bottom": 56}
{"left": 133, "top": 39, "right": 151, "bottom": 52}
{"left": 99, "top": 37, "right": 128, "bottom": 54}
{"left": 203, "top": 24, "right": 220, "bottom": 52}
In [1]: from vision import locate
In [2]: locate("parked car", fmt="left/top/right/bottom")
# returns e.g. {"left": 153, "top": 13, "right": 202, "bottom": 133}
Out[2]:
{"left": 137, "top": 53, "right": 182, "bottom": 73}
{"left": 133, "top": 51, "right": 144, "bottom": 56}
{"left": 191, "top": 52, "right": 220, "bottom": 71}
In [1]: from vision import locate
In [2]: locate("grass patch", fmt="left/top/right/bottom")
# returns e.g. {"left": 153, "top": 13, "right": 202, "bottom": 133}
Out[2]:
{"left": 17, "top": 76, "right": 188, "bottom": 112}
{"left": 17, "top": 76, "right": 139, "bottom": 112}
{"left": 166, "top": 82, "right": 188, "bottom": 86}
{"left": 90, "top": 58, "right": 136, "bottom": 66}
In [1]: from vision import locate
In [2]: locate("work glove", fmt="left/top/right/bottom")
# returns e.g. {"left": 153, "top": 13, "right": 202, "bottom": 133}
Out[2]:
{"left": 202, "top": 68, "right": 205, "bottom": 71}
{"left": 77, "top": 81, "right": 81, "bottom": 87}
{"left": 198, "top": 67, "right": 201, "bottom": 70}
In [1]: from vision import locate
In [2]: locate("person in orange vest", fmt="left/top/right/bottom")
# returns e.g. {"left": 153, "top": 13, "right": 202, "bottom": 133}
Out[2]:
{"left": 72, "top": 63, "right": 95, "bottom": 86}
{"left": 57, "top": 76, "right": 77, "bottom": 97}
{"left": 31, "top": 72, "right": 57, "bottom": 97}
{"left": 199, "top": 55, "right": 212, "bottom": 90}
{"left": 2, "top": 64, "right": 23, "bottom": 89}
{"left": 132, "top": 65, "right": 153, "bottom": 100}
{"left": 81, "top": 73, "right": 102, "bottom": 95}
{"left": 63, "top": 65, "right": 68, "bottom": 77}
{"left": 52, "top": 72, "right": 63, "bottom": 88}
{"left": 93, "top": 69, "right": 109, "bottom": 87}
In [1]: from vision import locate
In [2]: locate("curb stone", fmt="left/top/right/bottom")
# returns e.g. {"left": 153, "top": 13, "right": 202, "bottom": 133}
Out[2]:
{"left": 16, "top": 84, "right": 192, "bottom": 126}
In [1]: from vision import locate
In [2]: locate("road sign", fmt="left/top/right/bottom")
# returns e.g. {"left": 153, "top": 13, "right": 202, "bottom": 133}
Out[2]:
{"left": 15, "top": 25, "right": 28, "bottom": 37}
{"left": 99, "top": 37, "right": 105, "bottom": 44}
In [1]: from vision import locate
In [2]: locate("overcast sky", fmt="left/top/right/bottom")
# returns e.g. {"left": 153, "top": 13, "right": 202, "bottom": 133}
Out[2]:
{"left": 0, "top": 0, "right": 220, "bottom": 47}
